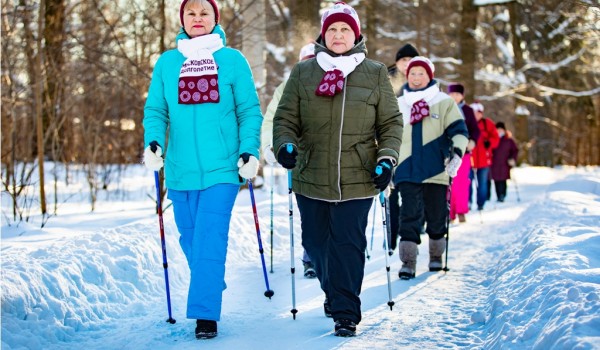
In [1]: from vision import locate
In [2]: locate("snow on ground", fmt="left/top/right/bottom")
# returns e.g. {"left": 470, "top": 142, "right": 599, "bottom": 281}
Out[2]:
{"left": 1, "top": 165, "right": 599, "bottom": 349}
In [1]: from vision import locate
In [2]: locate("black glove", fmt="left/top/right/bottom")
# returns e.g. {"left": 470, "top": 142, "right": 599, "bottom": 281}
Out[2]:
{"left": 452, "top": 147, "right": 463, "bottom": 158}
{"left": 483, "top": 140, "right": 491, "bottom": 149}
{"left": 149, "top": 140, "right": 160, "bottom": 153}
{"left": 277, "top": 144, "right": 298, "bottom": 169}
{"left": 371, "top": 159, "right": 393, "bottom": 191}
{"left": 240, "top": 152, "right": 251, "bottom": 163}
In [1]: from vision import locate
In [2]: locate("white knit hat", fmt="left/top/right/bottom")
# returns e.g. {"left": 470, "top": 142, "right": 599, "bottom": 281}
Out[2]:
{"left": 298, "top": 43, "right": 315, "bottom": 61}
{"left": 471, "top": 102, "right": 485, "bottom": 112}
{"left": 320, "top": 2, "right": 361, "bottom": 39}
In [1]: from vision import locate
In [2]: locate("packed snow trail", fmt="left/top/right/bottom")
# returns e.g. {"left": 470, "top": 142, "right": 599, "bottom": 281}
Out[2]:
{"left": 2, "top": 166, "right": 599, "bottom": 349}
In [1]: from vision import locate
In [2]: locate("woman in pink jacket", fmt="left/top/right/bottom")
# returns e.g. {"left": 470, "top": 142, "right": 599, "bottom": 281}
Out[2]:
{"left": 447, "top": 83, "right": 480, "bottom": 222}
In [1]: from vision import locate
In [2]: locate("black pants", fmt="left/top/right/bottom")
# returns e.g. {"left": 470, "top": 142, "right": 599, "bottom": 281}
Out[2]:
{"left": 494, "top": 180, "right": 507, "bottom": 201}
{"left": 295, "top": 194, "right": 372, "bottom": 324}
{"left": 389, "top": 186, "right": 402, "bottom": 250}
{"left": 398, "top": 182, "right": 448, "bottom": 244}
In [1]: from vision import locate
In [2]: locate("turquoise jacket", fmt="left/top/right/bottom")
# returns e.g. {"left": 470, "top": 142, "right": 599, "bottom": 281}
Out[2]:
{"left": 143, "top": 25, "right": 263, "bottom": 190}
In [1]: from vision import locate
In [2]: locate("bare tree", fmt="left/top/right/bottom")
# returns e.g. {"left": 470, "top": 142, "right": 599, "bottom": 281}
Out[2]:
{"left": 241, "top": 0, "right": 267, "bottom": 106}
{"left": 459, "top": 0, "right": 478, "bottom": 102}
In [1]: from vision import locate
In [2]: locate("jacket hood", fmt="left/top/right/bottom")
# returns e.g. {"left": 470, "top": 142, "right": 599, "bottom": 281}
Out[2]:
{"left": 314, "top": 34, "right": 368, "bottom": 57}
{"left": 175, "top": 24, "right": 227, "bottom": 46}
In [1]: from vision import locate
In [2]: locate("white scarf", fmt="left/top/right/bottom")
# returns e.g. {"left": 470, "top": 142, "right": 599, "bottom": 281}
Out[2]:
{"left": 398, "top": 83, "right": 440, "bottom": 125}
{"left": 315, "top": 51, "right": 365, "bottom": 96}
{"left": 177, "top": 34, "right": 224, "bottom": 104}
{"left": 316, "top": 51, "right": 366, "bottom": 77}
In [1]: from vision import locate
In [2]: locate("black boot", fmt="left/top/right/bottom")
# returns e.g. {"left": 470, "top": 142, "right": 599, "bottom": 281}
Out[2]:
{"left": 323, "top": 297, "right": 332, "bottom": 318}
{"left": 334, "top": 319, "right": 356, "bottom": 337}
{"left": 303, "top": 260, "right": 316, "bottom": 278}
{"left": 195, "top": 319, "right": 217, "bottom": 339}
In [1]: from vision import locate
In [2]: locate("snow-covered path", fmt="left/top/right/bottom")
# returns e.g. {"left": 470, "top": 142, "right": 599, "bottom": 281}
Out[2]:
{"left": 2, "top": 166, "right": 599, "bottom": 349}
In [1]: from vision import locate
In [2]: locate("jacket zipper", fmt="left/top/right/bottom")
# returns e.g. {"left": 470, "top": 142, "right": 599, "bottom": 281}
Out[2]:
{"left": 337, "top": 78, "right": 348, "bottom": 201}
{"left": 193, "top": 107, "right": 203, "bottom": 185}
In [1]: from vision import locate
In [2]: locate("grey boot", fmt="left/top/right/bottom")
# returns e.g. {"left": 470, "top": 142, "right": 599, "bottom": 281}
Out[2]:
{"left": 428, "top": 238, "right": 446, "bottom": 272}
{"left": 398, "top": 241, "right": 418, "bottom": 280}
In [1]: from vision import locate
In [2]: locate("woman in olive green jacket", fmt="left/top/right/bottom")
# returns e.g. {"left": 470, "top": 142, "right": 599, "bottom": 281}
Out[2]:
{"left": 272, "top": 2, "right": 402, "bottom": 337}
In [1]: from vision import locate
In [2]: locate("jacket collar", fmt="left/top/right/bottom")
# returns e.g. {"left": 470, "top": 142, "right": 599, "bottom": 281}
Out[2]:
{"left": 314, "top": 34, "right": 368, "bottom": 57}
{"left": 176, "top": 24, "right": 227, "bottom": 47}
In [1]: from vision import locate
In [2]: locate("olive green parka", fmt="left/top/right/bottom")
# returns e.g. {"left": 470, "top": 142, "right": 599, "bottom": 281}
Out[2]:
{"left": 273, "top": 36, "right": 402, "bottom": 202}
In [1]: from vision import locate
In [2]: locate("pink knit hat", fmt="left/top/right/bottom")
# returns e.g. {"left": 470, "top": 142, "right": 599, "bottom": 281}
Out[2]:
{"left": 320, "top": 2, "right": 361, "bottom": 39}
{"left": 180, "top": 0, "right": 220, "bottom": 26}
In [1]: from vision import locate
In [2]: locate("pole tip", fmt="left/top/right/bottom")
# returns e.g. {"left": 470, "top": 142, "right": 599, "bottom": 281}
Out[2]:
{"left": 265, "top": 290, "right": 275, "bottom": 298}
{"left": 166, "top": 318, "right": 176, "bottom": 324}
{"left": 291, "top": 308, "right": 298, "bottom": 320}
{"left": 388, "top": 301, "right": 395, "bottom": 310}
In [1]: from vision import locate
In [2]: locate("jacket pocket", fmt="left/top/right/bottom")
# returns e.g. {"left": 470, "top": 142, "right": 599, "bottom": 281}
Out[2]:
{"left": 298, "top": 144, "right": 313, "bottom": 174}
{"left": 352, "top": 143, "right": 375, "bottom": 184}
{"left": 356, "top": 143, "right": 375, "bottom": 172}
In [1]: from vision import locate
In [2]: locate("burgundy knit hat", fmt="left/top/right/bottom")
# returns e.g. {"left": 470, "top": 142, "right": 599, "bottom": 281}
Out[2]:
{"left": 406, "top": 56, "right": 434, "bottom": 80}
{"left": 320, "top": 2, "right": 361, "bottom": 40}
{"left": 447, "top": 83, "right": 465, "bottom": 95}
{"left": 180, "top": 0, "right": 220, "bottom": 26}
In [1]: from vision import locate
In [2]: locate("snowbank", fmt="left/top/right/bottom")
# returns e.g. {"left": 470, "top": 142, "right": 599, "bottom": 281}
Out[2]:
{"left": 477, "top": 173, "right": 600, "bottom": 349}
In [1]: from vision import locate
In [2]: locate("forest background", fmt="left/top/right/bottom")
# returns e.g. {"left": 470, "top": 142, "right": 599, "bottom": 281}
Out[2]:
{"left": 1, "top": 0, "right": 599, "bottom": 222}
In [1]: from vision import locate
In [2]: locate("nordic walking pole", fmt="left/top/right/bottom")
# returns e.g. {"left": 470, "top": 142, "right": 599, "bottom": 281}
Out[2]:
{"left": 378, "top": 191, "right": 395, "bottom": 310}
{"left": 247, "top": 178, "right": 275, "bottom": 299}
{"left": 154, "top": 171, "right": 176, "bottom": 324}
{"left": 270, "top": 164, "right": 275, "bottom": 273}
{"left": 444, "top": 147, "right": 455, "bottom": 273}
{"left": 512, "top": 171, "right": 521, "bottom": 202}
{"left": 472, "top": 168, "right": 483, "bottom": 224}
{"left": 443, "top": 176, "right": 453, "bottom": 273}
{"left": 375, "top": 166, "right": 394, "bottom": 310}
{"left": 367, "top": 200, "right": 376, "bottom": 260}
{"left": 286, "top": 144, "right": 298, "bottom": 319}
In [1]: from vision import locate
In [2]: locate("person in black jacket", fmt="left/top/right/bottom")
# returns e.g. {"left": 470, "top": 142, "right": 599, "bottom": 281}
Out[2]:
{"left": 447, "top": 83, "right": 480, "bottom": 222}
{"left": 387, "top": 43, "right": 420, "bottom": 252}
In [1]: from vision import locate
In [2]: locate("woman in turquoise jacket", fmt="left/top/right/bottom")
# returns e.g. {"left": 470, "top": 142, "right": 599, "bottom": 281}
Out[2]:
{"left": 142, "top": 0, "right": 262, "bottom": 340}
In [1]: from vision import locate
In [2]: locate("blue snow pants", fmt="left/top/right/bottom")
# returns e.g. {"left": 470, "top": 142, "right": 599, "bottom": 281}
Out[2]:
{"left": 167, "top": 184, "right": 239, "bottom": 321}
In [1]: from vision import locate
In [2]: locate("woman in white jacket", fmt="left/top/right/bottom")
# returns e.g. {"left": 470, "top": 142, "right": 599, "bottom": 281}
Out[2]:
{"left": 394, "top": 57, "right": 468, "bottom": 279}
